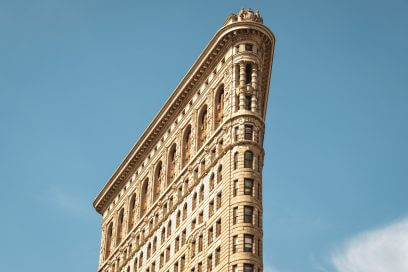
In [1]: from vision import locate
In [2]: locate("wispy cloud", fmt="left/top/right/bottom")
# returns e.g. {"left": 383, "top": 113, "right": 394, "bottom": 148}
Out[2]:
{"left": 331, "top": 217, "right": 408, "bottom": 272}
{"left": 264, "top": 263, "right": 281, "bottom": 272}
{"left": 39, "top": 186, "right": 92, "bottom": 218}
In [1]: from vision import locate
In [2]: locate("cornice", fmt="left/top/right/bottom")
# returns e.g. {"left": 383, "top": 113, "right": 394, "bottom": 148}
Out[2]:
{"left": 93, "top": 18, "right": 275, "bottom": 215}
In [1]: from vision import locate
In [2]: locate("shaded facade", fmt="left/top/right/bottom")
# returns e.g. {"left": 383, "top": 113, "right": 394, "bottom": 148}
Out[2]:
{"left": 93, "top": 9, "right": 275, "bottom": 272}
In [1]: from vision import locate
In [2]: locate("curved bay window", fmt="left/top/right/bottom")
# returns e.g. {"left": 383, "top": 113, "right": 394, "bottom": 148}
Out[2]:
{"left": 154, "top": 161, "right": 163, "bottom": 201}
{"left": 244, "top": 151, "right": 254, "bottom": 168}
{"left": 104, "top": 222, "right": 113, "bottom": 260}
{"left": 198, "top": 105, "right": 208, "bottom": 148}
{"left": 128, "top": 194, "right": 136, "bottom": 231}
{"left": 168, "top": 144, "right": 177, "bottom": 185}
{"left": 140, "top": 179, "right": 150, "bottom": 217}
{"left": 116, "top": 209, "right": 125, "bottom": 245}
{"left": 182, "top": 125, "right": 192, "bottom": 167}
{"left": 215, "top": 85, "right": 224, "bottom": 128}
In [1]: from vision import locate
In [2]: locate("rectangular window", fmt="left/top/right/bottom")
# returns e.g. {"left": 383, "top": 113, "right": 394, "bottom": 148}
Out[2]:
{"left": 244, "top": 264, "right": 254, "bottom": 272}
{"left": 208, "top": 227, "right": 214, "bottom": 245}
{"left": 209, "top": 201, "right": 214, "bottom": 217}
{"left": 232, "top": 235, "right": 238, "bottom": 253}
{"left": 182, "top": 229, "right": 186, "bottom": 245}
{"left": 198, "top": 262, "right": 202, "bottom": 272}
{"left": 244, "top": 206, "right": 254, "bottom": 224}
{"left": 191, "top": 219, "right": 196, "bottom": 231}
{"left": 216, "top": 219, "right": 221, "bottom": 237}
{"left": 233, "top": 265, "right": 238, "bottom": 272}
{"left": 199, "top": 211, "right": 204, "bottom": 224}
{"left": 191, "top": 240, "right": 196, "bottom": 258}
{"left": 234, "top": 126, "right": 239, "bottom": 141}
{"left": 244, "top": 234, "right": 254, "bottom": 253}
{"left": 245, "top": 95, "right": 252, "bottom": 110}
{"left": 244, "top": 179, "right": 254, "bottom": 196}
{"left": 174, "top": 261, "right": 179, "bottom": 272}
{"left": 207, "top": 254, "right": 213, "bottom": 271}
{"left": 175, "top": 236, "right": 180, "bottom": 252}
{"left": 215, "top": 247, "right": 221, "bottom": 266}
{"left": 160, "top": 253, "right": 164, "bottom": 268}
{"left": 216, "top": 193, "right": 222, "bottom": 209}
{"left": 198, "top": 235, "right": 203, "bottom": 252}
{"left": 181, "top": 255, "right": 186, "bottom": 271}
{"left": 166, "top": 246, "right": 170, "bottom": 262}
{"left": 245, "top": 43, "right": 253, "bottom": 51}
{"left": 233, "top": 207, "right": 238, "bottom": 225}
{"left": 244, "top": 125, "right": 253, "bottom": 140}
{"left": 233, "top": 180, "right": 238, "bottom": 196}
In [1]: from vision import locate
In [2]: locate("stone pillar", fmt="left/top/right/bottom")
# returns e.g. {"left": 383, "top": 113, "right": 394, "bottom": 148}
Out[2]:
{"left": 239, "top": 62, "right": 246, "bottom": 88}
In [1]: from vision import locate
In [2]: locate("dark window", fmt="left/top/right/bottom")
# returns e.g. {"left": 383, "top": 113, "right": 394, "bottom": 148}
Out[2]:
{"left": 245, "top": 43, "right": 253, "bottom": 51}
{"left": 244, "top": 179, "right": 254, "bottom": 196}
{"left": 244, "top": 206, "right": 254, "bottom": 224}
{"left": 234, "top": 152, "right": 239, "bottom": 170}
{"left": 245, "top": 95, "right": 252, "bottom": 110}
{"left": 245, "top": 63, "right": 252, "bottom": 84}
{"left": 244, "top": 234, "right": 254, "bottom": 253}
{"left": 234, "top": 126, "right": 239, "bottom": 141}
{"left": 244, "top": 125, "right": 253, "bottom": 140}
{"left": 244, "top": 264, "right": 254, "bottom": 272}
{"left": 244, "top": 151, "right": 253, "bottom": 168}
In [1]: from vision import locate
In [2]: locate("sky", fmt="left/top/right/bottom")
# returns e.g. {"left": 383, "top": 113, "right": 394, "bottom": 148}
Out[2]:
{"left": 0, "top": 0, "right": 407, "bottom": 271}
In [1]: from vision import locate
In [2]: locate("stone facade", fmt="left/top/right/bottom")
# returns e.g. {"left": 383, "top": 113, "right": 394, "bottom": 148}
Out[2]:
{"left": 93, "top": 9, "right": 275, "bottom": 272}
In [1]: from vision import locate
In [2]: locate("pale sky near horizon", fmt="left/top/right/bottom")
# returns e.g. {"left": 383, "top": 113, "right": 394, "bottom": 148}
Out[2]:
{"left": 1, "top": 1, "right": 408, "bottom": 272}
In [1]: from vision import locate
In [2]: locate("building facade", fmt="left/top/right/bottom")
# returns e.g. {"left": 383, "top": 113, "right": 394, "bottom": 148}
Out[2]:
{"left": 93, "top": 9, "right": 275, "bottom": 272}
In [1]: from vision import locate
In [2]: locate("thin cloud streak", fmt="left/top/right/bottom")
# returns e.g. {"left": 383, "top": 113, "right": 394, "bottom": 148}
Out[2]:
{"left": 332, "top": 217, "right": 408, "bottom": 272}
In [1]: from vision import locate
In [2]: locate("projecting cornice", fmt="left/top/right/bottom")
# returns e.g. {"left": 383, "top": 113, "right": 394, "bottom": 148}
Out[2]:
{"left": 93, "top": 11, "right": 275, "bottom": 215}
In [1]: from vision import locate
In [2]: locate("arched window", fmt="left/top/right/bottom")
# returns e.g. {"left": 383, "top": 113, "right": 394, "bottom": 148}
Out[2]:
{"left": 128, "top": 194, "right": 136, "bottom": 231}
{"left": 199, "top": 185, "right": 204, "bottom": 203}
{"left": 234, "top": 152, "right": 239, "bottom": 170}
{"left": 192, "top": 192, "right": 198, "bottom": 210}
{"left": 198, "top": 105, "right": 208, "bottom": 148}
{"left": 139, "top": 252, "right": 143, "bottom": 268}
{"left": 116, "top": 208, "right": 124, "bottom": 245}
{"left": 133, "top": 258, "right": 138, "bottom": 272}
{"left": 217, "top": 165, "right": 222, "bottom": 183}
{"left": 153, "top": 236, "right": 157, "bottom": 253}
{"left": 209, "top": 173, "right": 215, "bottom": 191}
{"left": 104, "top": 222, "right": 113, "bottom": 260}
{"left": 183, "top": 125, "right": 192, "bottom": 167}
{"left": 154, "top": 161, "right": 163, "bottom": 200}
{"left": 167, "top": 220, "right": 172, "bottom": 238}
{"left": 244, "top": 151, "right": 254, "bottom": 168}
{"left": 176, "top": 210, "right": 181, "bottom": 228}
{"left": 168, "top": 144, "right": 177, "bottom": 185}
{"left": 140, "top": 179, "right": 150, "bottom": 217}
{"left": 161, "top": 227, "right": 166, "bottom": 243}
{"left": 215, "top": 85, "right": 224, "bottom": 128}
{"left": 147, "top": 243, "right": 152, "bottom": 259}
{"left": 183, "top": 179, "right": 189, "bottom": 195}
{"left": 183, "top": 203, "right": 188, "bottom": 221}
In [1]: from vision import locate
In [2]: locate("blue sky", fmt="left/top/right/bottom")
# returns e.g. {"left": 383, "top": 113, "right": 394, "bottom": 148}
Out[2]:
{"left": 0, "top": 1, "right": 407, "bottom": 271}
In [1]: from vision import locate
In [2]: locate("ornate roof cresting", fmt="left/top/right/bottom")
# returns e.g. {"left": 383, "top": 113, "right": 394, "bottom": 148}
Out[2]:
{"left": 224, "top": 8, "right": 263, "bottom": 26}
